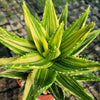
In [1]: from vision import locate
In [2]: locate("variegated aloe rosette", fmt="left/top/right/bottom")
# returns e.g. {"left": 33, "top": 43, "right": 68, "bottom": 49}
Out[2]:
{"left": 0, "top": 0, "right": 100, "bottom": 100}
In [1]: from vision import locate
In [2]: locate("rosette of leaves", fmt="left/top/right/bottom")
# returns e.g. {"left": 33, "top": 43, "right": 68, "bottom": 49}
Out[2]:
{"left": 0, "top": 0, "right": 100, "bottom": 100}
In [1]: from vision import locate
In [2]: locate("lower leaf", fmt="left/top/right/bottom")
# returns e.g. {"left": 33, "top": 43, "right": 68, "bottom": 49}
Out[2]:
{"left": 72, "top": 72, "right": 100, "bottom": 81}
{"left": 51, "top": 56, "right": 100, "bottom": 75}
{"left": 0, "top": 56, "right": 19, "bottom": 65}
{"left": 48, "top": 83, "right": 65, "bottom": 100}
{"left": 0, "top": 34, "right": 36, "bottom": 55}
{"left": 0, "top": 69, "right": 27, "bottom": 79}
{"left": 1, "top": 52, "right": 53, "bottom": 71}
{"left": 23, "top": 69, "right": 57, "bottom": 100}
{"left": 56, "top": 74, "right": 93, "bottom": 100}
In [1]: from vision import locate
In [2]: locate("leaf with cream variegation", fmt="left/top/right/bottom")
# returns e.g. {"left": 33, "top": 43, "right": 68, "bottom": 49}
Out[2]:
{"left": 0, "top": 0, "right": 100, "bottom": 100}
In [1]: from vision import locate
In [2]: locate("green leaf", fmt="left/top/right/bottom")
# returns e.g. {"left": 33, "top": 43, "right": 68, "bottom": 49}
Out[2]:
{"left": 0, "top": 56, "right": 19, "bottom": 65}
{"left": 2, "top": 66, "right": 32, "bottom": 73}
{"left": 48, "top": 83, "right": 65, "bottom": 100}
{"left": 61, "top": 22, "right": 95, "bottom": 57}
{"left": 59, "top": 3, "right": 68, "bottom": 29}
{"left": 51, "top": 56, "right": 100, "bottom": 75}
{"left": 0, "top": 34, "right": 36, "bottom": 55}
{"left": 22, "top": 1, "right": 49, "bottom": 54}
{"left": 72, "top": 29, "right": 100, "bottom": 56}
{"left": 41, "top": 36, "right": 49, "bottom": 52}
{"left": 1, "top": 62, "right": 52, "bottom": 72}
{"left": 43, "top": 47, "right": 61, "bottom": 60}
{"left": 9, "top": 52, "right": 52, "bottom": 66}
{"left": 41, "top": 0, "right": 59, "bottom": 37}
{"left": 23, "top": 69, "right": 57, "bottom": 100}
{"left": 0, "top": 69, "right": 27, "bottom": 79}
{"left": 62, "top": 6, "right": 90, "bottom": 42}
{"left": 72, "top": 72, "right": 100, "bottom": 81}
{"left": 24, "top": 12, "right": 33, "bottom": 40}
{"left": 43, "top": 22, "right": 64, "bottom": 60}
{"left": 48, "top": 22, "right": 64, "bottom": 49}
{"left": 1, "top": 52, "right": 53, "bottom": 70}
{"left": 0, "top": 27, "right": 19, "bottom": 37}
{"left": 35, "top": 13, "right": 40, "bottom": 23}
{"left": 56, "top": 74, "right": 93, "bottom": 100}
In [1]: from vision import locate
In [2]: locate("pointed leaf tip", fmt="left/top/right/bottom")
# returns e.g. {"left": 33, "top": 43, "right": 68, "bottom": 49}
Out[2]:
{"left": 49, "top": 22, "right": 64, "bottom": 49}
{"left": 61, "top": 22, "right": 95, "bottom": 57}
{"left": 59, "top": 2, "right": 68, "bottom": 29}
{"left": 56, "top": 74, "right": 93, "bottom": 100}
{"left": 62, "top": 6, "right": 91, "bottom": 42}
{"left": 22, "top": 1, "right": 49, "bottom": 54}
{"left": 42, "top": 0, "right": 59, "bottom": 37}
{"left": 72, "top": 29, "right": 100, "bottom": 56}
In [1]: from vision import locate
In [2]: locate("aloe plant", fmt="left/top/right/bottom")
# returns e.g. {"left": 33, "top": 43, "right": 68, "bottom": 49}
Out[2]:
{"left": 0, "top": 0, "right": 100, "bottom": 100}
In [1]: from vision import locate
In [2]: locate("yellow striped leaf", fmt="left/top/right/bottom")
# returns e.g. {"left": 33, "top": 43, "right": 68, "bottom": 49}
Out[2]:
{"left": 62, "top": 6, "right": 90, "bottom": 42}
{"left": 41, "top": 0, "right": 59, "bottom": 37}
{"left": 0, "top": 69, "right": 27, "bottom": 79}
{"left": 56, "top": 74, "right": 93, "bottom": 100}
{"left": 61, "top": 22, "right": 95, "bottom": 57}
{"left": 48, "top": 83, "right": 65, "bottom": 100}
{"left": 0, "top": 27, "right": 19, "bottom": 37}
{"left": 59, "top": 3, "right": 68, "bottom": 29}
{"left": 72, "top": 29, "right": 100, "bottom": 56}
{"left": 0, "top": 56, "right": 19, "bottom": 65}
{"left": 24, "top": 15, "right": 33, "bottom": 40}
{"left": 1, "top": 52, "right": 53, "bottom": 70}
{"left": 41, "top": 36, "right": 48, "bottom": 52}
{"left": 43, "top": 47, "right": 61, "bottom": 60}
{"left": 22, "top": 1, "right": 49, "bottom": 54}
{"left": 0, "top": 34, "right": 35, "bottom": 55}
{"left": 49, "top": 22, "right": 64, "bottom": 49}
{"left": 51, "top": 56, "right": 100, "bottom": 75}
{"left": 43, "top": 22, "right": 64, "bottom": 60}
{"left": 2, "top": 65, "right": 33, "bottom": 73}
{"left": 72, "top": 72, "right": 100, "bottom": 81}
{"left": 23, "top": 69, "right": 57, "bottom": 100}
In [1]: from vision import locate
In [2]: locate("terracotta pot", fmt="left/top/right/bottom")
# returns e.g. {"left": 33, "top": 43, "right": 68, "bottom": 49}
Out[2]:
{"left": 36, "top": 95, "right": 55, "bottom": 100}
{"left": 16, "top": 79, "right": 22, "bottom": 88}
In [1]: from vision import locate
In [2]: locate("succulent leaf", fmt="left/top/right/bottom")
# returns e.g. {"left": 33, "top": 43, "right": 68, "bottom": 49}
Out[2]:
{"left": 48, "top": 83, "right": 65, "bottom": 100}
{"left": 43, "top": 47, "right": 61, "bottom": 60}
{"left": 2, "top": 65, "right": 33, "bottom": 73}
{"left": 0, "top": 56, "right": 19, "bottom": 65}
{"left": 59, "top": 3, "right": 68, "bottom": 29}
{"left": 24, "top": 14, "right": 33, "bottom": 40}
{"left": 0, "top": 69, "right": 27, "bottom": 79}
{"left": 43, "top": 22, "right": 64, "bottom": 60}
{"left": 0, "top": 27, "right": 19, "bottom": 37}
{"left": 72, "top": 72, "right": 100, "bottom": 81}
{"left": 22, "top": 1, "right": 49, "bottom": 54}
{"left": 0, "top": 0, "right": 100, "bottom": 100}
{"left": 61, "top": 22, "right": 95, "bottom": 57}
{"left": 1, "top": 52, "right": 53, "bottom": 70}
{"left": 23, "top": 69, "right": 57, "bottom": 100}
{"left": 62, "top": 6, "right": 90, "bottom": 42}
{"left": 72, "top": 29, "right": 100, "bottom": 56}
{"left": 51, "top": 56, "right": 100, "bottom": 75}
{"left": 41, "top": 0, "right": 59, "bottom": 37}
{"left": 10, "top": 52, "right": 52, "bottom": 65}
{"left": 56, "top": 74, "right": 93, "bottom": 100}
{"left": 41, "top": 36, "right": 49, "bottom": 52}
{"left": 0, "top": 34, "right": 35, "bottom": 55}
{"left": 48, "top": 22, "right": 64, "bottom": 49}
